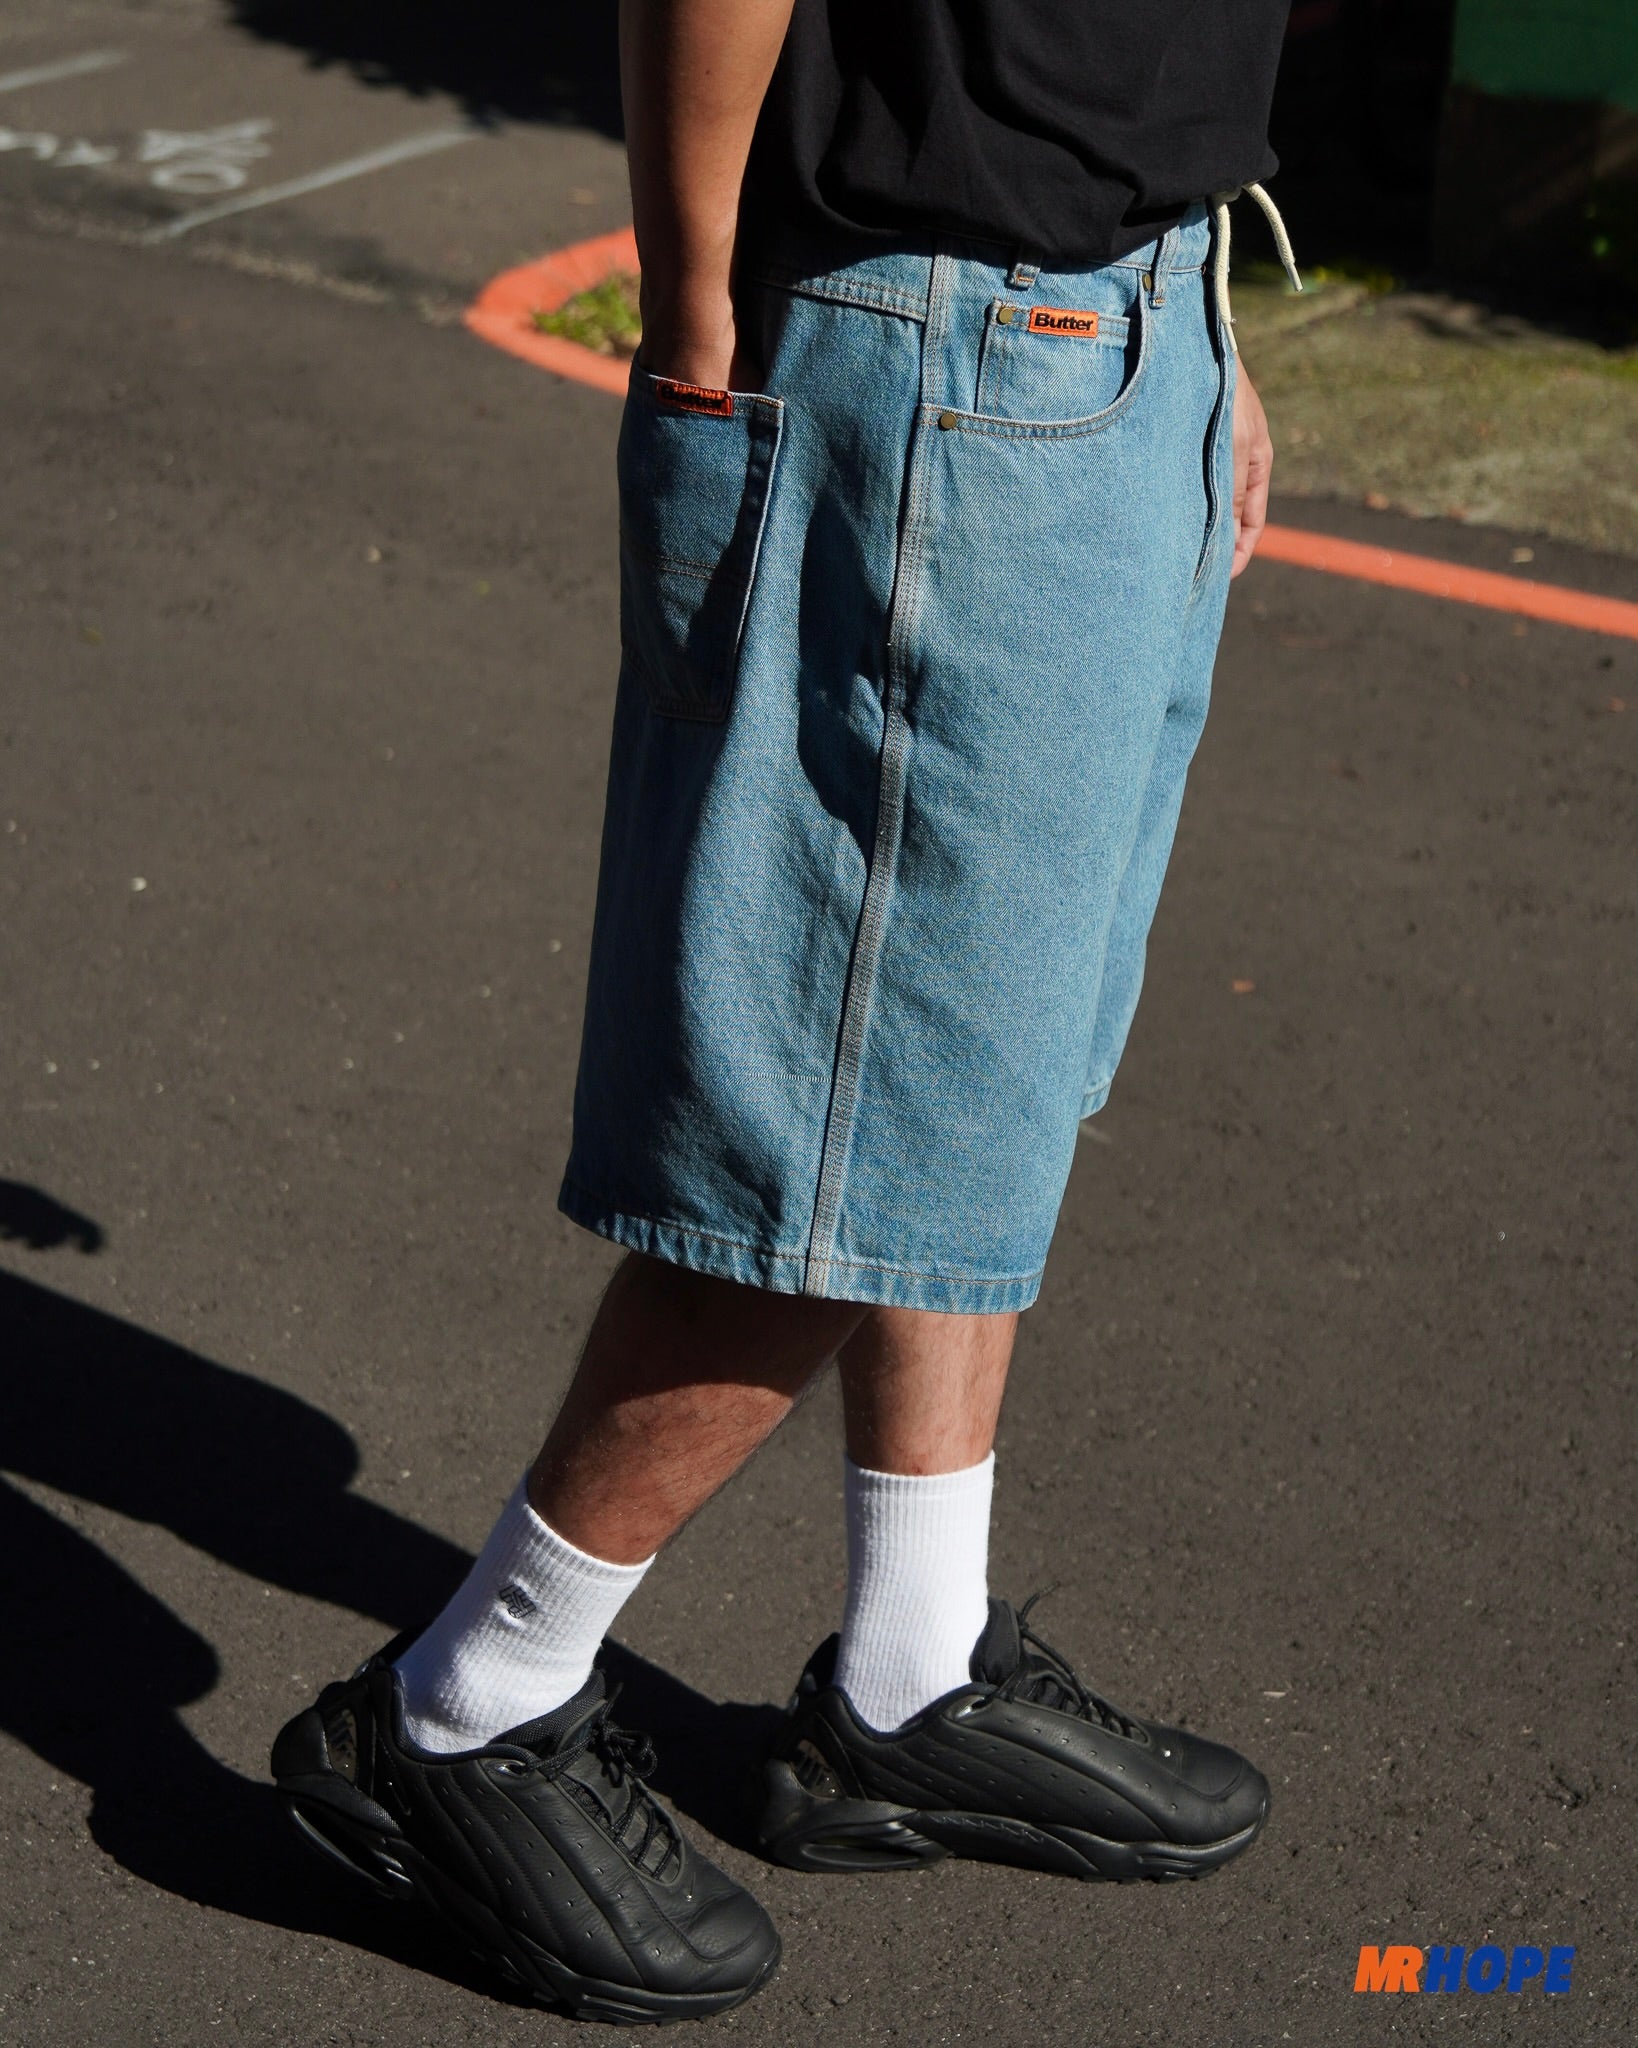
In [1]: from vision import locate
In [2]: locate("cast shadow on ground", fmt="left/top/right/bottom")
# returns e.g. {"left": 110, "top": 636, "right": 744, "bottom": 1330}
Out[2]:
{"left": 0, "top": 1180, "right": 779, "bottom": 2002}
{"left": 226, "top": 0, "right": 622, "bottom": 135}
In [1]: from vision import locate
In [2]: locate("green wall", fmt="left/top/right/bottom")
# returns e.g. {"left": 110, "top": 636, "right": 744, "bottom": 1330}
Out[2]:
{"left": 1452, "top": 0, "right": 1638, "bottom": 112}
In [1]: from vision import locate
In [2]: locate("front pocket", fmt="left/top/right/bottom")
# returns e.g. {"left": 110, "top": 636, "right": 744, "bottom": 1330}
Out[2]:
{"left": 971, "top": 291, "right": 1142, "bottom": 430}
{"left": 617, "top": 367, "right": 784, "bottom": 722}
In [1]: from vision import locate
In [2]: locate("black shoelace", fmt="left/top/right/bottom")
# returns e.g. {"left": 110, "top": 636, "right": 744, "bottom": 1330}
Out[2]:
{"left": 576, "top": 1697, "right": 659, "bottom": 1788}
{"left": 997, "top": 1591, "right": 1148, "bottom": 1744}
{"left": 502, "top": 1690, "right": 681, "bottom": 1877}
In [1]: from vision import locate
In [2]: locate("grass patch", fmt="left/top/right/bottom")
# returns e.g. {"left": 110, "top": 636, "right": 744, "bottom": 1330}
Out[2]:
{"left": 1235, "top": 285, "right": 1638, "bottom": 554}
{"left": 531, "top": 271, "right": 641, "bottom": 357}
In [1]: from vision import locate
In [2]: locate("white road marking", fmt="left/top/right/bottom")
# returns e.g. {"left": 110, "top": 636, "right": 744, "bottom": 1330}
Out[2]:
{"left": 0, "top": 114, "right": 276, "bottom": 186}
{"left": 0, "top": 50, "right": 129, "bottom": 96}
{"left": 138, "top": 119, "right": 275, "bottom": 195}
{"left": 54, "top": 139, "right": 119, "bottom": 168}
{"left": 147, "top": 125, "right": 479, "bottom": 241}
{"left": 0, "top": 128, "right": 60, "bottom": 159}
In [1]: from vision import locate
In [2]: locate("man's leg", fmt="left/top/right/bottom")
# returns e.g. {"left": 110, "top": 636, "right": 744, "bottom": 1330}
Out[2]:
{"left": 759, "top": 1297, "right": 1269, "bottom": 1881}
{"left": 830, "top": 1310, "right": 1015, "bottom": 1731}
{"left": 393, "top": 1256, "right": 863, "bottom": 1749}
{"left": 530, "top": 1256, "right": 867, "bottom": 1562}
{"left": 838, "top": 1306, "right": 1016, "bottom": 1474}
{"left": 395, "top": 1274, "right": 1015, "bottom": 1750}
{"left": 275, "top": 1253, "right": 842, "bottom": 2020}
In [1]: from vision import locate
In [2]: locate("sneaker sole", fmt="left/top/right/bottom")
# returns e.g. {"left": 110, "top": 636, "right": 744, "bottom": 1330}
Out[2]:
{"left": 280, "top": 1783, "right": 780, "bottom": 2024}
{"left": 757, "top": 1758, "right": 1267, "bottom": 1881}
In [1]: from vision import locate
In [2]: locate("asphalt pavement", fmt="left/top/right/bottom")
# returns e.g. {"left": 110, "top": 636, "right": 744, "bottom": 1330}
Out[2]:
{"left": 3, "top": 8, "right": 1636, "bottom": 2044}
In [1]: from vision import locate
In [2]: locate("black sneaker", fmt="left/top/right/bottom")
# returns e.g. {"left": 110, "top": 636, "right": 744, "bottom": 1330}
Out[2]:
{"left": 758, "top": 1594, "right": 1269, "bottom": 1882}
{"left": 272, "top": 1643, "right": 780, "bottom": 2023}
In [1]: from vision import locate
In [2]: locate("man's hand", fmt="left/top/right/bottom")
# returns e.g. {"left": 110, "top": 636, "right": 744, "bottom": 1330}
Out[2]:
{"left": 638, "top": 285, "right": 742, "bottom": 393}
{"left": 1230, "top": 366, "right": 1272, "bottom": 577}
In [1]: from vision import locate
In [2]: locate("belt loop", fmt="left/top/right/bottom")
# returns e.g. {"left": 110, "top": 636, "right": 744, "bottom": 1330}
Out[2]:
{"left": 1149, "top": 230, "right": 1175, "bottom": 308}
{"left": 1006, "top": 256, "right": 1040, "bottom": 291}
{"left": 922, "top": 241, "right": 959, "bottom": 411}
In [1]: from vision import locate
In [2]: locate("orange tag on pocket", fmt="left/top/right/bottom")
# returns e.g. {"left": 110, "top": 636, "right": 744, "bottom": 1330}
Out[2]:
{"left": 1026, "top": 306, "right": 1100, "bottom": 339}
{"left": 652, "top": 377, "right": 734, "bottom": 416}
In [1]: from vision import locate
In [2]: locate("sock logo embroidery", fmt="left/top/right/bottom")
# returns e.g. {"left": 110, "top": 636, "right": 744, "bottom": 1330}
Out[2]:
{"left": 1027, "top": 306, "right": 1101, "bottom": 338}
{"left": 1354, "top": 1945, "right": 1576, "bottom": 1994}
{"left": 497, "top": 1582, "right": 538, "bottom": 1620}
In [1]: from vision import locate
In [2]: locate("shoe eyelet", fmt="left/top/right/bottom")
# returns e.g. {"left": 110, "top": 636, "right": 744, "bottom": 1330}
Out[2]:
{"left": 949, "top": 1695, "right": 985, "bottom": 1721}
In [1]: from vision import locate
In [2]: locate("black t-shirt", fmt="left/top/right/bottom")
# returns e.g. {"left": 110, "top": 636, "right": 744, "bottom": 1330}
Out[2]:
{"left": 746, "top": 0, "right": 1291, "bottom": 268}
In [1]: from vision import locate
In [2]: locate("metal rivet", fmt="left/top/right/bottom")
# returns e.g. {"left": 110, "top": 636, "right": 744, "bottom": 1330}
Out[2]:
{"left": 1142, "top": 270, "right": 1154, "bottom": 291}
{"left": 936, "top": 409, "right": 959, "bottom": 430}
{"left": 997, "top": 304, "right": 1017, "bottom": 325}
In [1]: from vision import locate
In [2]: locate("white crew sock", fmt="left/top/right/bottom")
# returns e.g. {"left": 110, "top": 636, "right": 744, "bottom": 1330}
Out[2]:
{"left": 394, "top": 1477, "right": 652, "bottom": 1753}
{"left": 832, "top": 1452, "right": 995, "bottom": 1733}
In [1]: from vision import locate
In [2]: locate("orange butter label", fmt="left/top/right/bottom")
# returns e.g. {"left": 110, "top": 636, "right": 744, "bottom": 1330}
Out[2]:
{"left": 1026, "top": 306, "right": 1100, "bottom": 338}
{"left": 651, "top": 377, "right": 734, "bottom": 416}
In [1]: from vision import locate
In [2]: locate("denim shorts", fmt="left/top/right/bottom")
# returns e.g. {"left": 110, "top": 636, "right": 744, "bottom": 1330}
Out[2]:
{"left": 558, "top": 205, "right": 1236, "bottom": 1313}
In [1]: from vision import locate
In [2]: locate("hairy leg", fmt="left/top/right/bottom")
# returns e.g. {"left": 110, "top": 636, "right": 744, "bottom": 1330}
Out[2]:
{"left": 827, "top": 1306, "right": 1019, "bottom": 1726}
{"left": 528, "top": 1254, "right": 865, "bottom": 1564}
{"left": 837, "top": 1305, "right": 1019, "bottom": 1473}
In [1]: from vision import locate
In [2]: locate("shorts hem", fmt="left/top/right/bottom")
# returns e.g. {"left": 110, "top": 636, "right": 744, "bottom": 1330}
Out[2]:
{"left": 557, "top": 1178, "right": 1043, "bottom": 1313}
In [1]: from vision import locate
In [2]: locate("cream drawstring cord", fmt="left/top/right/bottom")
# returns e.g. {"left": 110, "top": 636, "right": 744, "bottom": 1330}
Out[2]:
{"left": 1208, "top": 182, "right": 1303, "bottom": 355}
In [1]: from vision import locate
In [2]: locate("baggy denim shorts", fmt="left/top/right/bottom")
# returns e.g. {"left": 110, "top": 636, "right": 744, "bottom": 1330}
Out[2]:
{"left": 558, "top": 205, "right": 1236, "bottom": 1313}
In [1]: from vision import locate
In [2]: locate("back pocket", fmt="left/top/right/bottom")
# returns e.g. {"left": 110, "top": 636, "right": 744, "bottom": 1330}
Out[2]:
{"left": 617, "top": 367, "right": 785, "bottom": 722}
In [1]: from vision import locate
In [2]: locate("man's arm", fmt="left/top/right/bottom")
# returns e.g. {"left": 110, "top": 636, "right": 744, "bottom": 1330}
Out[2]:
{"left": 621, "top": 0, "right": 1276, "bottom": 559}
{"left": 621, "top": 0, "right": 797, "bottom": 391}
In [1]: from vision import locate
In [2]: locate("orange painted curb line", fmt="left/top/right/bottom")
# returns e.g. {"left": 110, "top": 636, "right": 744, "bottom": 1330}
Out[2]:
{"left": 463, "top": 225, "right": 639, "bottom": 397}
{"left": 1258, "top": 524, "right": 1638, "bottom": 640}
{"left": 464, "top": 234, "right": 1638, "bottom": 642}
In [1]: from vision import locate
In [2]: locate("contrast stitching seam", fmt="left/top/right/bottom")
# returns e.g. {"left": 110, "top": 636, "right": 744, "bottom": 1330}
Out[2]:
{"left": 800, "top": 254, "right": 946, "bottom": 1296}
{"left": 628, "top": 548, "right": 721, "bottom": 579}
{"left": 622, "top": 644, "right": 729, "bottom": 723}
{"left": 744, "top": 269, "right": 929, "bottom": 320}
{"left": 561, "top": 1179, "right": 795, "bottom": 1256}
{"left": 564, "top": 1182, "right": 1043, "bottom": 1288}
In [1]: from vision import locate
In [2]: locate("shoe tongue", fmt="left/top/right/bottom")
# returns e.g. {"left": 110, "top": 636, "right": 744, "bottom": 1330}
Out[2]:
{"left": 969, "top": 1597, "right": 1023, "bottom": 1686}
{"left": 496, "top": 1667, "right": 608, "bottom": 1756}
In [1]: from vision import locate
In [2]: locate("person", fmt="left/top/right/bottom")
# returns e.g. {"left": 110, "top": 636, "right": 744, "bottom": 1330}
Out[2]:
{"left": 274, "top": 0, "right": 1300, "bottom": 2021}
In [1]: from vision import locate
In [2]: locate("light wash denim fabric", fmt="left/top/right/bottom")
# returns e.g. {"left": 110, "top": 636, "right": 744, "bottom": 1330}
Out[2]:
{"left": 559, "top": 205, "right": 1236, "bottom": 1312}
